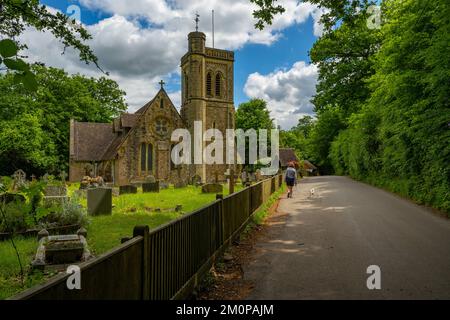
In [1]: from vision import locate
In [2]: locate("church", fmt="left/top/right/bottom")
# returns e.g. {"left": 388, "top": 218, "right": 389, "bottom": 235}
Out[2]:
{"left": 69, "top": 30, "right": 236, "bottom": 186}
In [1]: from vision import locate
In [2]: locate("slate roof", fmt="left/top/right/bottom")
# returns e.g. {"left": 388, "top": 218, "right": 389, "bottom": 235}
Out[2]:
{"left": 279, "top": 148, "right": 299, "bottom": 167}
{"left": 302, "top": 160, "right": 317, "bottom": 170}
{"left": 120, "top": 113, "right": 139, "bottom": 128}
{"left": 72, "top": 122, "right": 116, "bottom": 161}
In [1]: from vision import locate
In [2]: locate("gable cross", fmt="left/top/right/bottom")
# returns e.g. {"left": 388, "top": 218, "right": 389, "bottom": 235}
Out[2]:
{"left": 159, "top": 80, "right": 165, "bottom": 89}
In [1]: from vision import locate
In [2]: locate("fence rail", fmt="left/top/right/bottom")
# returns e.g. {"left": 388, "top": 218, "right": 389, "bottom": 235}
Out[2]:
{"left": 12, "top": 175, "right": 284, "bottom": 300}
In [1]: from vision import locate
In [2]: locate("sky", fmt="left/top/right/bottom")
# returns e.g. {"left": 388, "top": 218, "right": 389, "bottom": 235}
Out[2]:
{"left": 29, "top": 0, "right": 324, "bottom": 129}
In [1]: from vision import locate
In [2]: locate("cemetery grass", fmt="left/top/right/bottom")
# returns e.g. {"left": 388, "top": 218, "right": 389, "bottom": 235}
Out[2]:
{"left": 0, "top": 183, "right": 242, "bottom": 299}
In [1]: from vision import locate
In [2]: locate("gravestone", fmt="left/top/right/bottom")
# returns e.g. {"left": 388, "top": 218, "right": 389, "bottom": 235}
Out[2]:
{"left": 160, "top": 182, "right": 169, "bottom": 190}
{"left": 44, "top": 196, "right": 69, "bottom": 207}
{"left": 191, "top": 175, "right": 202, "bottom": 186}
{"left": 44, "top": 185, "right": 67, "bottom": 197}
{"left": 142, "top": 181, "right": 159, "bottom": 193}
{"left": 145, "top": 175, "right": 156, "bottom": 183}
{"left": 201, "top": 183, "right": 223, "bottom": 194}
{"left": 174, "top": 181, "right": 187, "bottom": 188}
{"left": 119, "top": 185, "right": 138, "bottom": 195}
{"left": 87, "top": 188, "right": 112, "bottom": 216}
{"left": 12, "top": 169, "right": 27, "bottom": 191}
{"left": 255, "top": 169, "right": 262, "bottom": 181}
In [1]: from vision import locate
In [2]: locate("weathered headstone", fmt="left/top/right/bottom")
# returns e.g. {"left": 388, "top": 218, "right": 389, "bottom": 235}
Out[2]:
{"left": 145, "top": 175, "right": 156, "bottom": 183}
{"left": 44, "top": 196, "right": 69, "bottom": 207}
{"left": 44, "top": 185, "right": 67, "bottom": 197}
{"left": 202, "top": 183, "right": 223, "bottom": 194}
{"left": 191, "top": 175, "right": 202, "bottom": 186}
{"left": 160, "top": 182, "right": 169, "bottom": 190}
{"left": 119, "top": 185, "right": 138, "bottom": 195}
{"left": 12, "top": 169, "right": 26, "bottom": 191}
{"left": 87, "top": 188, "right": 112, "bottom": 216}
{"left": 142, "top": 181, "right": 159, "bottom": 193}
{"left": 174, "top": 181, "right": 187, "bottom": 188}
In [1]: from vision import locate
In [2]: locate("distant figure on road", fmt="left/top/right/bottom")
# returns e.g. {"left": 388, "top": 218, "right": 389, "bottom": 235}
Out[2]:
{"left": 285, "top": 162, "right": 297, "bottom": 198}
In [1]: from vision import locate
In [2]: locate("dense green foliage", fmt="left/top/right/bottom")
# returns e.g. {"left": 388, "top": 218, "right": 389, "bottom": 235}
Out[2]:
{"left": 236, "top": 99, "right": 275, "bottom": 169}
{"left": 0, "top": 0, "right": 99, "bottom": 89}
{"left": 329, "top": 0, "right": 450, "bottom": 212}
{"left": 236, "top": 99, "right": 274, "bottom": 132}
{"left": 253, "top": 0, "right": 450, "bottom": 212}
{"left": 0, "top": 66, "right": 127, "bottom": 176}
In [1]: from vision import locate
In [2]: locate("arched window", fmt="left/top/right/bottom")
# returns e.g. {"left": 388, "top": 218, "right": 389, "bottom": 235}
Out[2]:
{"left": 206, "top": 72, "right": 212, "bottom": 96}
{"left": 160, "top": 98, "right": 164, "bottom": 109}
{"left": 184, "top": 73, "right": 189, "bottom": 100}
{"left": 140, "top": 143, "right": 147, "bottom": 173}
{"left": 215, "top": 73, "right": 221, "bottom": 97}
{"left": 147, "top": 144, "right": 153, "bottom": 172}
{"left": 140, "top": 143, "right": 153, "bottom": 174}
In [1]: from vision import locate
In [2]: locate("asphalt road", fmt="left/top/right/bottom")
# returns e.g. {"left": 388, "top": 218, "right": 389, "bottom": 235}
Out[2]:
{"left": 244, "top": 176, "right": 450, "bottom": 300}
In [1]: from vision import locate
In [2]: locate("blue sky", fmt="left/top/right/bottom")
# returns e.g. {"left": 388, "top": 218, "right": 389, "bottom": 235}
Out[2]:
{"left": 35, "top": 0, "right": 322, "bottom": 128}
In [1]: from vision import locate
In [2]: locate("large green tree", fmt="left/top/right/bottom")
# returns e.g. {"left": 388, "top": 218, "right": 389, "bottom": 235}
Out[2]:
{"left": 235, "top": 99, "right": 274, "bottom": 132}
{"left": 329, "top": 0, "right": 450, "bottom": 212}
{"left": 0, "top": 65, "right": 127, "bottom": 176}
{"left": 0, "top": 0, "right": 100, "bottom": 90}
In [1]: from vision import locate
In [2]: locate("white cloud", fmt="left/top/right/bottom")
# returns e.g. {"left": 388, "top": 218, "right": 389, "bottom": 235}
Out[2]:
{"left": 17, "top": 1, "right": 324, "bottom": 113}
{"left": 244, "top": 61, "right": 318, "bottom": 129}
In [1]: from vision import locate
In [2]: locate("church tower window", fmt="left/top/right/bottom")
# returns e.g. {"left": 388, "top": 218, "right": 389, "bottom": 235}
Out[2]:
{"left": 160, "top": 98, "right": 164, "bottom": 109}
{"left": 215, "top": 73, "right": 221, "bottom": 97}
{"left": 184, "top": 73, "right": 189, "bottom": 100}
{"left": 206, "top": 72, "right": 212, "bottom": 96}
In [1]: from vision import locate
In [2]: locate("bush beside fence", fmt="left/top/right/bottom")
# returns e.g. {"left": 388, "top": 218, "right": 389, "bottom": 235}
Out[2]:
{"left": 12, "top": 175, "right": 284, "bottom": 300}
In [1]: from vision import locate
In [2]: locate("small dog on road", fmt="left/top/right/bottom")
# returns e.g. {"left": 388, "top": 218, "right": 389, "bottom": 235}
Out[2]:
{"left": 310, "top": 188, "right": 315, "bottom": 197}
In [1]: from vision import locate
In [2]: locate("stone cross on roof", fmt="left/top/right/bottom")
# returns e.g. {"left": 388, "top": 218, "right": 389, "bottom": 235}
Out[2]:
{"left": 195, "top": 12, "right": 200, "bottom": 32}
{"left": 159, "top": 80, "right": 165, "bottom": 89}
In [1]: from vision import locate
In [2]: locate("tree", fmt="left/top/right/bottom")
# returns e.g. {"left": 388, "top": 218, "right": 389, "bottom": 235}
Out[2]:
{"left": 307, "top": 106, "right": 345, "bottom": 174}
{"left": 235, "top": 99, "right": 274, "bottom": 169}
{"left": 0, "top": 0, "right": 100, "bottom": 90}
{"left": 309, "top": 12, "right": 381, "bottom": 117}
{"left": 0, "top": 65, "right": 127, "bottom": 176}
{"left": 280, "top": 116, "right": 316, "bottom": 160}
{"left": 251, "top": 0, "right": 375, "bottom": 33}
{"left": 236, "top": 99, "right": 274, "bottom": 132}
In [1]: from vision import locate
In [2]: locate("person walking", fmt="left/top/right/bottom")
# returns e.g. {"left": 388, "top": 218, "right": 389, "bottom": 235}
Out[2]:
{"left": 285, "top": 162, "right": 297, "bottom": 198}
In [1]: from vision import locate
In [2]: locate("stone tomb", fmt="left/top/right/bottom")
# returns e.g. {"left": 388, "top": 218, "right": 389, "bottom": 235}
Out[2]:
{"left": 87, "top": 188, "right": 112, "bottom": 216}
{"left": 119, "top": 185, "right": 138, "bottom": 195}
{"left": 32, "top": 228, "right": 92, "bottom": 271}
{"left": 142, "top": 181, "right": 159, "bottom": 193}
{"left": 201, "top": 183, "right": 223, "bottom": 194}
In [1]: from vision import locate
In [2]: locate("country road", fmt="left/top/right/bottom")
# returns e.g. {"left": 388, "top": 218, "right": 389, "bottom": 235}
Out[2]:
{"left": 244, "top": 176, "right": 450, "bottom": 300}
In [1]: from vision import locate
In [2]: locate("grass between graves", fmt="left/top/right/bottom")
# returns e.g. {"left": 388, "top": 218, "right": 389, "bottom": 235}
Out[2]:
{"left": 0, "top": 183, "right": 242, "bottom": 299}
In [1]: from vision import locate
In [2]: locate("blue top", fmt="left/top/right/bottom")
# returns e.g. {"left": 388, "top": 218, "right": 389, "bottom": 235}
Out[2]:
{"left": 286, "top": 167, "right": 297, "bottom": 180}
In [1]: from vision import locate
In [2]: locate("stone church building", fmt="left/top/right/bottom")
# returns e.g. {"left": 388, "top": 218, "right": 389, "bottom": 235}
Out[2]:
{"left": 69, "top": 31, "right": 235, "bottom": 186}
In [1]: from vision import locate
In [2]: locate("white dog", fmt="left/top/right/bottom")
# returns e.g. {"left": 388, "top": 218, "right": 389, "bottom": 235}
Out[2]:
{"left": 310, "top": 188, "right": 315, "bottom": 197}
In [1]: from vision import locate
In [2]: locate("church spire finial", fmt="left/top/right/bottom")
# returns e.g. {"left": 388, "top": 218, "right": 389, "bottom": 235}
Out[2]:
{"left": 195, "top": 12, "right": 200, "bottom": 32}
{"left": 159, "top": 80, "right": 165, "bottom": 89}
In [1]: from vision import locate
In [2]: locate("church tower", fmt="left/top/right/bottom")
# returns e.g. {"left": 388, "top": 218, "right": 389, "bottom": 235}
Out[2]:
{"left": 180, "top": 29, "right": 235, "bottom": 183}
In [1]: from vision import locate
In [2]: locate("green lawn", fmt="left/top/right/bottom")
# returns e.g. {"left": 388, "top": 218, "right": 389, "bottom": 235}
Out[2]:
{"left": 0, "top": 183, "right": 242, "bottom": 299}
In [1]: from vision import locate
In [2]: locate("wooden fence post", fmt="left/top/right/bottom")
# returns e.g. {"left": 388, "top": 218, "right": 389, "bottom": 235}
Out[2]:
{"left": 133, "top": 225, "right": 150, "bottom": 300}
